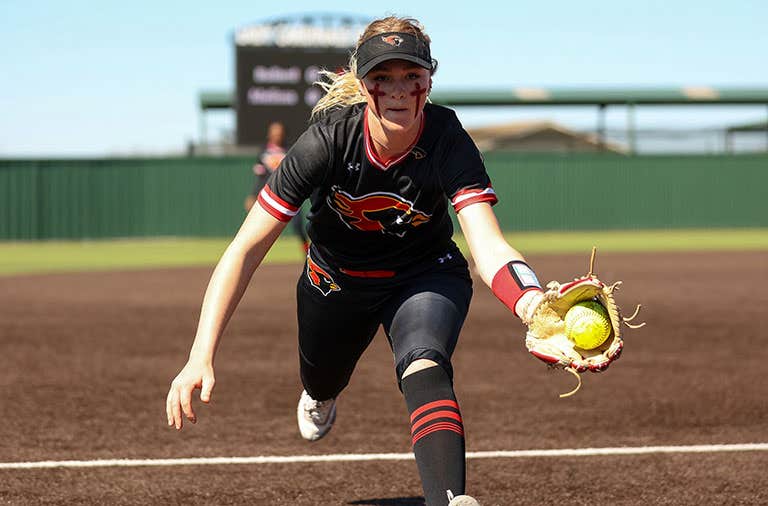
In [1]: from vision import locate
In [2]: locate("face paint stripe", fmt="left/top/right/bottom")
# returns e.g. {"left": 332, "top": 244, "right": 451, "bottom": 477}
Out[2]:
{"left": 367, "top": 83, "right": 385, "bottom": 118}
{"left": 410, "top": 82, "right": 427, "bottom": 119}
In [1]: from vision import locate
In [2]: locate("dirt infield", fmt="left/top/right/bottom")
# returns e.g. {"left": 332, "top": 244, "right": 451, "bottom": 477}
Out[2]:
{"left": 1, "top": 251, "right": 767, "bottom": 505}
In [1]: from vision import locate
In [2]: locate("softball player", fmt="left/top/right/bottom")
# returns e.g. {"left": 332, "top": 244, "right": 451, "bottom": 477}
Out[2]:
{"left": 166, "top": 16, "right": 544, "bottom": 506}
{"left": 244, "top": 121, "right": 309, "bottom": 252}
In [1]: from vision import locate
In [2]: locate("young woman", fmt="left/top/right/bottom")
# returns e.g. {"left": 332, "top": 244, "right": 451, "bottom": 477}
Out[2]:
{"left": 166, "top": 16, "right": 544, "bottom": 506}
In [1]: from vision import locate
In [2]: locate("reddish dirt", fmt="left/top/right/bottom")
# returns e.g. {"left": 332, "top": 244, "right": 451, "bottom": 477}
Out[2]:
{"left": 1, "top": 251, "right": 766, "bottom": 505}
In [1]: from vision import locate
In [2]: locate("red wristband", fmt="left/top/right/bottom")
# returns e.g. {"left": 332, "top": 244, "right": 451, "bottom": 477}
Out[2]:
{"left": 491, "top": 261, "right": 542, "bottom": 316}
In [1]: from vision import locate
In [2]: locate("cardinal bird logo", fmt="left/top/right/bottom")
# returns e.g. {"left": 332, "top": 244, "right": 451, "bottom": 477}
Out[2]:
{"left": 381, "top": 35, "right": 403, "bottom": 46}
{"left": 307, "top": 255, "right": 341, "bottom": 296}
{"left": 328, "top": 187, "right": 431, "bottom": 238}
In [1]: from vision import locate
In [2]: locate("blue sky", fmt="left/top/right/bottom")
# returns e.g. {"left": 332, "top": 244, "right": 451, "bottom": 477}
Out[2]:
{"left": 1, "top": 0, "right": 766, "bottom": 156}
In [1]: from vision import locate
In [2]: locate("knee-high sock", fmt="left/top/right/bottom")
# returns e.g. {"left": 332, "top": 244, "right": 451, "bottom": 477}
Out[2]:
{"left": 401, "top": 366, "right": 465, "bottom": 506}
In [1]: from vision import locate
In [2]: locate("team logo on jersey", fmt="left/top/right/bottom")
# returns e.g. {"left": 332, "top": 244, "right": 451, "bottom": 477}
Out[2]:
{"left": 381, "top": 35, "right": 403, "bottom": 46}
{"left": 411, "top": 147, "right": 427, "bottom": 159}
{"left": 328, "top": 187, "right": 431, "bottom": 238}
{"left": 306, "top": 255, "right": 341, "bottom": 296}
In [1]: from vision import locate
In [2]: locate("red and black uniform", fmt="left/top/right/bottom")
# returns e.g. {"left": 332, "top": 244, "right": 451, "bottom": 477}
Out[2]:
{"left": 258, "top": 102, "right": 497, "bottom": 399}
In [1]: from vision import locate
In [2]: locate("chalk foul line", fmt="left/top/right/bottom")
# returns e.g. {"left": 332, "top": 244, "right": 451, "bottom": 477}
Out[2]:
{"left": 2, "top": 443, "right": 767, "bottom": 470}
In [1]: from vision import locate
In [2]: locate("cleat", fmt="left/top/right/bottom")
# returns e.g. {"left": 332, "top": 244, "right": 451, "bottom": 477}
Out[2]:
{"left": 296, "top": 389, "right": 337, "bottom": 441}
{"left": 448, "top": 495, "right": 480, "bottom": 506}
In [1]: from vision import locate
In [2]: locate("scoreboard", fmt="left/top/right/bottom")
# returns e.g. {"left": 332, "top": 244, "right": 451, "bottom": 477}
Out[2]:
{"left": 234, "top": 18, "right": 368, "bottom": 146}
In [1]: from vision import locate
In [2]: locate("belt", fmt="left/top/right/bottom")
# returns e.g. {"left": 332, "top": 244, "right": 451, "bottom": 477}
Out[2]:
{"left": 338, "top": 268, "right": 396, "bottom": 279}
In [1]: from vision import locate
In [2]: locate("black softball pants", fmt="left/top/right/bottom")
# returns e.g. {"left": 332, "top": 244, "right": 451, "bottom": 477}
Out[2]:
{"left": 296, "top": 259, "right": 473, "bottom": 401}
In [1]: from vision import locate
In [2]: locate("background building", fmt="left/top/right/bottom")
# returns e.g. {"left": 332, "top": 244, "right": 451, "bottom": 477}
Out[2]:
{"left": 466, "top": 121, "right": 626, "bottom": 153}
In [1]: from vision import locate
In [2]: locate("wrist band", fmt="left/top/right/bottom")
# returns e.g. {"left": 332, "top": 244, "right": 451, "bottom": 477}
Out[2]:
{"left": 491, "top": 261, "right": 542, "bottom": 317}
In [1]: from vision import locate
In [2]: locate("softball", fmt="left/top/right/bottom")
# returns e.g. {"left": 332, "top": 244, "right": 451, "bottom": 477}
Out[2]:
{"left": 564, "top": 301, "right": 611, "bottom": 350}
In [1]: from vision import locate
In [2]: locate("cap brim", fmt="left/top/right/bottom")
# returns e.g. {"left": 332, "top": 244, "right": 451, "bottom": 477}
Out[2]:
{"left": 357, "top": 53, "right": 432, "bottom": 78}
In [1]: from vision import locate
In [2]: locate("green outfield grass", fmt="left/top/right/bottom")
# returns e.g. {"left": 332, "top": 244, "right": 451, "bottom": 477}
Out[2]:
{"left": 1, "top": 228, "right": 767, "bottom": 276}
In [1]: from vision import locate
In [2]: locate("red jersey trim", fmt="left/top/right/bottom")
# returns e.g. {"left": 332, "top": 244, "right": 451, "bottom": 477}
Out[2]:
{"left": 257, "top": 184, "right": 299, "bottom": 222}
{"left": 364, "top": 108, "right": 425, "bottom": 171}
{"left": 452, "top": 186, "right": 498, "bottom": 213}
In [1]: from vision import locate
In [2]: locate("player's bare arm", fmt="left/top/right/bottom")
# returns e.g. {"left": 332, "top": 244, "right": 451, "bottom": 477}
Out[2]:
{"left": 457, "top": 202, "right": 544, "bottom": 322}
{"left": 456, "top": 202, "right": 525, "bottom": 285}
{"left": 166, "top": 205, "right": 287, "bottom": 430}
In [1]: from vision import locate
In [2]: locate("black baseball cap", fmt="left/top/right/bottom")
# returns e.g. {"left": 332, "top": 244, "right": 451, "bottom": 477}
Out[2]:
{"left": 355, "top": 32, "right": 432, "bottom": 78}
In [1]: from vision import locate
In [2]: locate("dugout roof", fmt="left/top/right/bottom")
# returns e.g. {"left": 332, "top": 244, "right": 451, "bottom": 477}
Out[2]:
{"left": 200, "top": 86, "right": 768, "bottom": 109}
{"left": 726, "top": 120, "right": 768, "bottom": 132}
{"left": 198, "top": 86, "right": 768, "bottom": 154}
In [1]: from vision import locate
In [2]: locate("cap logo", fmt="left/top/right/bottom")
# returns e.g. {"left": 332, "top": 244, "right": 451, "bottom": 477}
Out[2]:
{"left": 381, "top": 35, "right": 403, "bottom": 46}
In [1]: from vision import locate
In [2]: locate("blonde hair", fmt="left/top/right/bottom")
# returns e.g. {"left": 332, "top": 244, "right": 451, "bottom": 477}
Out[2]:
{"left": 311, "top": 16, "right": 434, "bottom": 118}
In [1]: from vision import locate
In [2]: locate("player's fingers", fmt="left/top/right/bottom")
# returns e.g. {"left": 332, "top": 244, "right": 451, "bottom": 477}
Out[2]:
{"left": 169, "top": 385, "right": 183, "bottom": 430}
{"left": 200, "top": 375, "right": 215, "bottom": 404}
{"left": 165, "top": 388, "right": 175, "bottom": 427}
{"left": 180, "top": 383, "right": 196, "bottom": 424}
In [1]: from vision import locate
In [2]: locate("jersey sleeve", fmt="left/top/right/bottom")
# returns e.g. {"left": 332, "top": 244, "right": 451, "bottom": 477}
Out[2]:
{"left": 440, "top": 122, "right": 498, "bottom": 213}
{"left": 257, "top": 124, "right": 331, "bottom": 222}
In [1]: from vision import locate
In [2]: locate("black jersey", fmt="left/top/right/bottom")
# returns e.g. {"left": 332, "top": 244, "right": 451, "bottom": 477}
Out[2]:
{"left": 258, "top": 103, "right": 497, "bottom": 275}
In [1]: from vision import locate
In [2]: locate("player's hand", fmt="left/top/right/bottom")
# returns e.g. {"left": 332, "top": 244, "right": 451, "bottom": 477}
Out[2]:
{"left": 515, "top": 289, "right": 545, "bottom": 325}
{"left": 166, "top": 359, "right": 215, "bottom": 430}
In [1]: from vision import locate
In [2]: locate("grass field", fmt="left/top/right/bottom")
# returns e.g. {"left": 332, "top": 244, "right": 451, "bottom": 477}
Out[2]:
{"left": 1, "top": 228, "right": 767, "bottom": 276}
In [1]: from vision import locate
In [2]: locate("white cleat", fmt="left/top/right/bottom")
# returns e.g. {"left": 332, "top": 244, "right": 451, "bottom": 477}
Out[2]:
{"left": 448, "top": 495, "right": 480, "bottom": 506}
{"left": 296, "top": 389, "right": 337, "bottom": 441}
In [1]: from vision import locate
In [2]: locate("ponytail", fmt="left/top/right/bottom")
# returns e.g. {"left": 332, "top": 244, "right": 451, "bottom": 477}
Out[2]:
{"left": 311, "top": 56, "right": 365, "bottom": 118}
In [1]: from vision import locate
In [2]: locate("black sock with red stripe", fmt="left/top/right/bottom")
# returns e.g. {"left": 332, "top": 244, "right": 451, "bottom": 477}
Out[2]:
{"left": 402, "top": 365, "right": 465, "bottom": 506}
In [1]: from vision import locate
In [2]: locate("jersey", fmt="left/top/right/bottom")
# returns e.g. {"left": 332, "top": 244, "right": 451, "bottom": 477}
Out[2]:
{"left": 257, "top": 102, "right": 497, "bottom": 276}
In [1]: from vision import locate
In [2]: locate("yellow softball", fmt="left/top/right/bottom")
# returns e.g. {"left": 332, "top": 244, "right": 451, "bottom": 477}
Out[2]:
{"left": 564, "top": 301, "right": 612, "bottom": 350}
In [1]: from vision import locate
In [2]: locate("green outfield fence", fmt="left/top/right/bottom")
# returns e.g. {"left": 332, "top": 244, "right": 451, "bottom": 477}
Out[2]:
{"left": 1, "top": 154, "right": 766, "bottom": 240}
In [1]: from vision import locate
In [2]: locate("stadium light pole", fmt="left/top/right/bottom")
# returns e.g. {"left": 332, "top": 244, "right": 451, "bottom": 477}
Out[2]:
{"left": 199, "top": 111, "right": 208, "bottom": 152}
{"left": 627, "top": 102, "right": 636, "bottom": 155}
{"left": 597, "top": 103, "right": 606, "bottom": 152}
